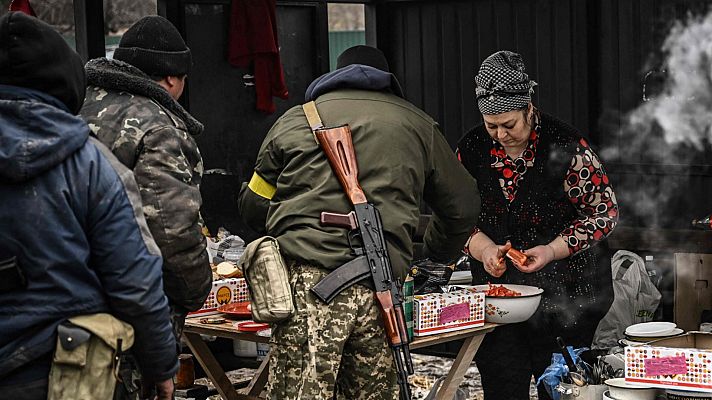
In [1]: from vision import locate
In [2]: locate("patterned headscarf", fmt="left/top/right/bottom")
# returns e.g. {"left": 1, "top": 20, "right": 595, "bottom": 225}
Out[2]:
{"left": 475, "top": 50, "right": 537, "bottom": 115}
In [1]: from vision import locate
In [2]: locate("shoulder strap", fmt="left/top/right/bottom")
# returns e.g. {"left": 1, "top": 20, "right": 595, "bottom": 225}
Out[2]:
{"left": 302, "top": 101, "right": 324, "bottom": 144}
{"left": 302, "top": 101, "right": 324, "bottom": 131}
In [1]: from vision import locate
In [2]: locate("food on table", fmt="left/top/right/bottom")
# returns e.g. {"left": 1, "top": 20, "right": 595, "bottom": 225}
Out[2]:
{"left": 199, "top": 317, "right": 226, "bottom": 324}
{"left": 216, "top": 261, "right": 243, "bottom": 278}
{"left": 483, "top": 283, "right": 522, "bottom": 297}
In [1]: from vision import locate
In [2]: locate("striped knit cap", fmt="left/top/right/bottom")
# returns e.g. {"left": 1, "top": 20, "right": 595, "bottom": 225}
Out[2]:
{"left": 475, "top": 50, "right": 537, "bottom": 115}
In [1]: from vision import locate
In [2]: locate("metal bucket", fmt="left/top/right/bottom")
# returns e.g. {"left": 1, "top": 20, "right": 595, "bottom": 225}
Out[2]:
{"left": 559, "top": 383, "right": 608, "bottom": 400}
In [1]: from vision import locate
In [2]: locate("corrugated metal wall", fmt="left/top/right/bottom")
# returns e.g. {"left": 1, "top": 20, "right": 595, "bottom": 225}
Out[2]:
{"left": 375, "top": 0, "right": 592, "bottom": 148}
{"left": 180, "top": 0, "right": 329, "bottom": 238}
{"left": 376, "top": 0, "right": 712, "bottom": 229}
{"left": 162, "top": 0, "right": 712, "bottom": 234}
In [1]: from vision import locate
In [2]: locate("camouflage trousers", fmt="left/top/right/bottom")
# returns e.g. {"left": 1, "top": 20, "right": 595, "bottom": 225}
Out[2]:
{"left": 266, "top": 264, "right": 399, "bottom": 400}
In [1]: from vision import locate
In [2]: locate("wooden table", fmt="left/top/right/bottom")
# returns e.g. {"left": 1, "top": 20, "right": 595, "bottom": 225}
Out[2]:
{"left": 183, "top": 318, "right": 496, "bottom": 400}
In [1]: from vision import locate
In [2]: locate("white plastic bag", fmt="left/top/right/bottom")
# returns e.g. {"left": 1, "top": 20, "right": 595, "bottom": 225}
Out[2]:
{"left": 592, "top": 250, "right": 662, "bottom": 348}
{"left": 206, "top": 231, "right": 245, "bottom": 264}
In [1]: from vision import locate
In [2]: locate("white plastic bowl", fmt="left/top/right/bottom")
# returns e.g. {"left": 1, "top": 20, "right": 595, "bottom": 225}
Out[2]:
{"left": 625, "top": 321, "right": 677, "bottom": 337}
{"left": 605, "top": 378, "right": 660, "bottom": 400}
{"left": 471, "top": 284, "right": 543, "bottom": 323}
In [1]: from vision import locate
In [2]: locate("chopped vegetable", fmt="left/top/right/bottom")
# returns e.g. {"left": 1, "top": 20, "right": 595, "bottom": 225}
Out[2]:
{"left": 483, "top": 283, "right": 522, "bottom": 297}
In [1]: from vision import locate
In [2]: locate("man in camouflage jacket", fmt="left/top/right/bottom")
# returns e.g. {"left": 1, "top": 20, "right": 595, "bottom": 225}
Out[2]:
{"left": 80, "top": 16, "right": 211, "bottom": 336}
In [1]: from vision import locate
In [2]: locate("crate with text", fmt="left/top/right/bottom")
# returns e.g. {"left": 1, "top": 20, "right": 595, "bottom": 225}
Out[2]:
{"left": 413, "top": 288, "right": 485, "bottom": 336}
{"left": 625, "top": 332, "right": 712, "bottom": 392}
{"left": 188, "top": 278, "right": 249, "bottom": 317}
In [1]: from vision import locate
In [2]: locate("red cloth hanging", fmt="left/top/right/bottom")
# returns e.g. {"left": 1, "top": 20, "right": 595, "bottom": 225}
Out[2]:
{"left": 9, "top": 0, "right": 36, "bottom": 16}
{"left": 227, "top": 0, "right": 288, "bottom": 114}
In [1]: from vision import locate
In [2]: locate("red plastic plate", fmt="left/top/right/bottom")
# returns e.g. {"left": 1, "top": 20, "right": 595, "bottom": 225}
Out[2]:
{"left": 235, "top": 321, "right": 270, "bottom": 332}
{"left": 217, "top": 301, "right": 251, "bottom": 318}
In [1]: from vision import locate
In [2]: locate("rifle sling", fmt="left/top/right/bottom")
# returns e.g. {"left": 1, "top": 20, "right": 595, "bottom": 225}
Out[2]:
{"left": 302, "top": 101, "right": 324, "bottom": 144}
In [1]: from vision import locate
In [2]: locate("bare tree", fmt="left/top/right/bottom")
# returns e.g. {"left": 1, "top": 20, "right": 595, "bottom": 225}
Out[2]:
{"left": 328, "top": 4, "right": 365, "bottom": 31}
{"left": 1, "top": 0, "right": 156, "bottom": 34}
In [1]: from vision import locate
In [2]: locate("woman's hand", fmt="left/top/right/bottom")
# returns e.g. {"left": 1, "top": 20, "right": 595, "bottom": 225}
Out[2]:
{"left": 481, "top": 241, "right": 512, "bottom": 277}
{"left": 516, "top": 244, "right": 555, "bottom": 273}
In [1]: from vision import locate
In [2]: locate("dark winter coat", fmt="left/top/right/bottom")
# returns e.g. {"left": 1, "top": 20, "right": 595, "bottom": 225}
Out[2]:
{"left": 80, "top": 58, "right": 211, "bottom": 313}
{"left": 238, "top": 65, "right": 480, "bottom": 278}
{"left": 0, "top": 84, "right": 178, "bottom": 383}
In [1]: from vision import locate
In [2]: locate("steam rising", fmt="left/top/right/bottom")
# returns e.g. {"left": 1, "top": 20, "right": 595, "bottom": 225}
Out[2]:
{"left": 597, "top": 10, "right": 712, "bottom": 228}
{"left": 630, "top": 10, "right": 712, "bottom": 150}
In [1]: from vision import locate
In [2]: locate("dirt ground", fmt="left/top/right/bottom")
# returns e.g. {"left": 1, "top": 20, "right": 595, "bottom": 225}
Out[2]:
{"left": 195, "top": 353, "right": 539, "bottom": 400}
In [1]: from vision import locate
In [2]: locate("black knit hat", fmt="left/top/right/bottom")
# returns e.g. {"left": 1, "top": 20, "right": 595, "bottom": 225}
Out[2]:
{"left": 337, "top": 45, "right": 390, "bottom": 72}
{"left": 113, "top": 15, "right": 191, "bottom": 77}
{"left": 0, "top": 12, "right": 86, "bottom": 114}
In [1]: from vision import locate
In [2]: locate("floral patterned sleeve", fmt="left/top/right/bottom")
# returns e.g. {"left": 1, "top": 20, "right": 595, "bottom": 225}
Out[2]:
{"left": 559, "top": 138, "right": 619, "bottom": 255}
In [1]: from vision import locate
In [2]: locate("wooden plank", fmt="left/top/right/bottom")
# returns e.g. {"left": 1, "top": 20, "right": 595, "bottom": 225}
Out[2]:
{"left": 439, "top": 4, "right": 462, "bottom": 147}
{"left": 183, "top": 332, "right": 241, "bottom": 400}
{"left": 494, "top": 1, "right": 515, "bottom": 50}
{"left": 459, "top": 1, "right": 477, "bottom": 132}
{"left": 434, "top": 331, "right": 487, "bottom": 400}
{"left": 475, "top": 0, "right": 496, "bottom": 61}
{"left": 534, "top": 0, "right": 554, "bottom": 111}
{"left": 184, "top": 319, "right": 270, "bottom": 342}
{"left": 410, "top": 324, "right": 496, "bottom": 349}
{"left": 597, "top": 0, "right": 621, "bottom": 160}
{"left": 421, "top": 3, "right": 441, "bottom": 121}
{"left": 570, "top": 0, "right": 590, "bottom": 134}
{"left": 245, "top": 353, "right": 270, "bottom": 396}
{"left": 403, "top": 5, "right": 424, "bottom": 108}
{"left": 553, "top": 0, "right": 573, "bottom": 123}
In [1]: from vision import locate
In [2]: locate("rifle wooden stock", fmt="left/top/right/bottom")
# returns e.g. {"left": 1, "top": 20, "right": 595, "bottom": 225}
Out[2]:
{"left": 314, "top": 126, "right": 367, "bottom": 205}
{"left": 375, "top": 291, "right": 404, "bottom": 346}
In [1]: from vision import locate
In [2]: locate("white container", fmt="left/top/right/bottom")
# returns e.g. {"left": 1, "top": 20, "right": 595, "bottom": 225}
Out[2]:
{"left": 256, "top": 342, "right": 269, "bottom": 361}
{"left": 605, "top": 378, "right": 660, "bottom": 400}
{"left": 255, "top": 328, "right": 271, "bottom": 361}
{"left": 559, "top": 383, "right": 608, "bottom": 400}
{"left": 233, "top": 339, "right": 257, "bottom": 358}
{"left": 471, "top": 284, "right": 543, "bottom": 324}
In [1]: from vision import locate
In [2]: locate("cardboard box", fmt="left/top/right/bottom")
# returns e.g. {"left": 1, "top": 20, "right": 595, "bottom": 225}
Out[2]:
{"left": 674, "top": 253, "right": 712, "bottom": 331}
{"left": 625, "top": 332, "right": 712, "bottom": 392}
{"left": 188, "top": 278, "right": 249, "bottom": 317}
{"left": 413, "top": 288, "right": 485, "bottom": 336}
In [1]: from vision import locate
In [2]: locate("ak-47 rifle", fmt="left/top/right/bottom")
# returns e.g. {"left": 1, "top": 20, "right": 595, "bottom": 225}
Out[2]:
{"left": 311, "top": 124, "right": 413, "bottom": 400}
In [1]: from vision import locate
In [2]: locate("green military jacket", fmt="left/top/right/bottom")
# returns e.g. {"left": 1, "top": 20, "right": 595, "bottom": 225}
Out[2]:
{"left": 239, "top": 88, "right": 480, "bottom": 279}
{"left": 80, "top": 58, "right": 211, "bottom": 313}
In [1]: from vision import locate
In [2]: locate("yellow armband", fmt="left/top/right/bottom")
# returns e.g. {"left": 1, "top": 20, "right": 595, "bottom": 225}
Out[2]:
{"left": 248, "top": 172, "right": 276, "bottom": 200}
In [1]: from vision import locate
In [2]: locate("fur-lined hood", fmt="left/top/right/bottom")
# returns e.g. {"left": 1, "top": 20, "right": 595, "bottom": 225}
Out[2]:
{"left": 85, "top": 57, "right": 203, "bottom": 136}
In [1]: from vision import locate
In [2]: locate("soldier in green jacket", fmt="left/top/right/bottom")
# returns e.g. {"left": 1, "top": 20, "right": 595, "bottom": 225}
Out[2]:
{"left": 80, "top": 16, "right": 211, "bottom": 340}
{"left": 238, "top": 45, "right": 480, "bottom": 399}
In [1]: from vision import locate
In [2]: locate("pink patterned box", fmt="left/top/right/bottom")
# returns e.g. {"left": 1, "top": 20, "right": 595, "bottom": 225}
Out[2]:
{"left": 413, "top": 288, "right": 485, "bottom": 336}
{"left": 625, "top": 332, "right": 712, "bottom": 392}
{"left": 188, "top": 278, "right": 249, "bottom": 317}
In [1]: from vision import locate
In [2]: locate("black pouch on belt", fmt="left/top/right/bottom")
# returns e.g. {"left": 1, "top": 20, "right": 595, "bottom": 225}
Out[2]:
{"left": 0, "top": 256, "right": 26, "bottom": 293}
